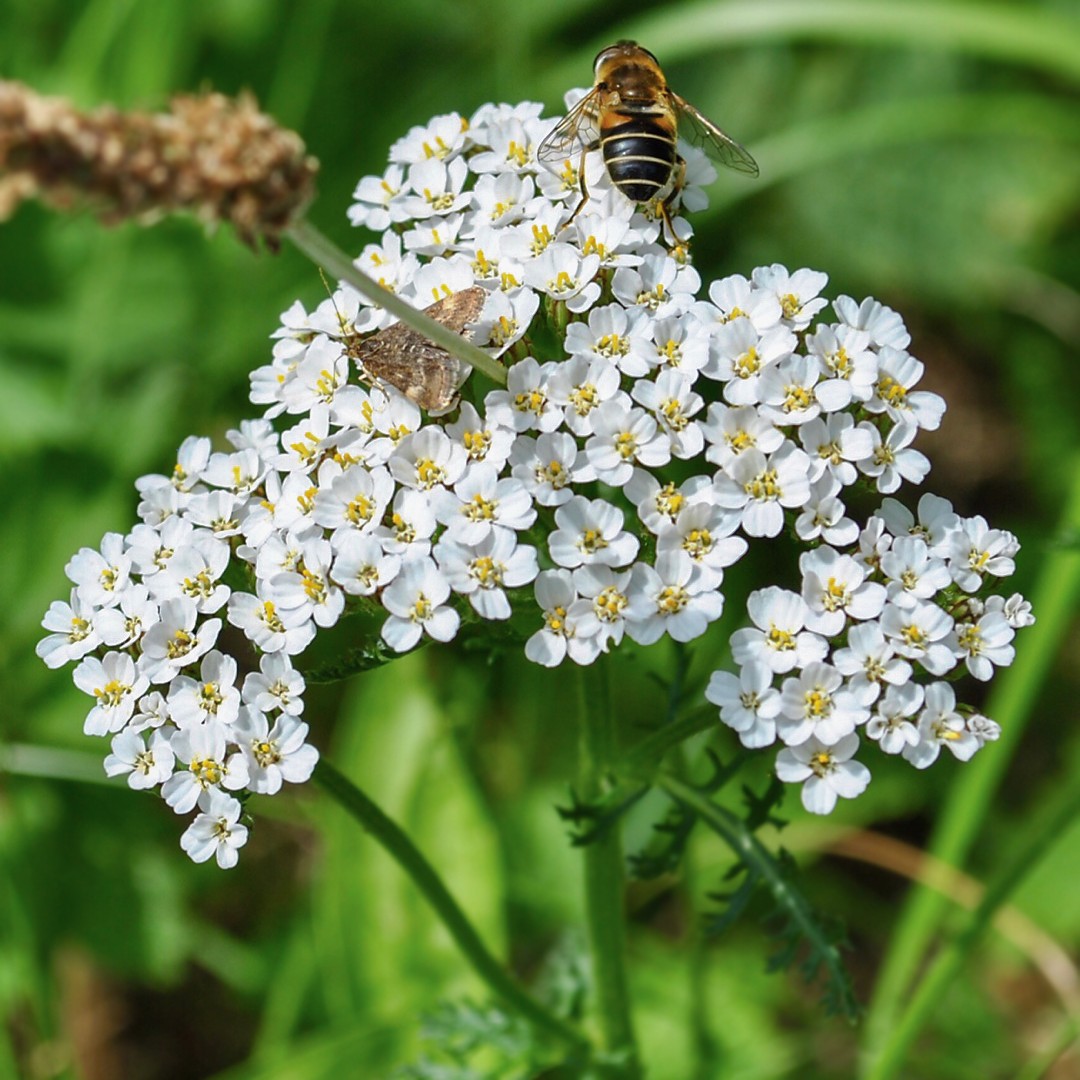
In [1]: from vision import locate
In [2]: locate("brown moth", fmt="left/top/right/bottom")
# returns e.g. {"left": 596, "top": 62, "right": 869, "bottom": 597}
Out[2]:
{"left": 345, "top": 286, "right": 486, "bottom": 412}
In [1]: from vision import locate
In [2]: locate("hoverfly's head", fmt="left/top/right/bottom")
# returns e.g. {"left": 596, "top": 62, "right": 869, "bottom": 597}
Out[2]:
{"left": 593, "top": 40, "right": 660, "bottom": 80}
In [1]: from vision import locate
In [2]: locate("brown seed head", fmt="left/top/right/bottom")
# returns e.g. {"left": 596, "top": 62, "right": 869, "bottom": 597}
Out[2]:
{"left": 0, "top": 81, "right": 318, "bottom": 250}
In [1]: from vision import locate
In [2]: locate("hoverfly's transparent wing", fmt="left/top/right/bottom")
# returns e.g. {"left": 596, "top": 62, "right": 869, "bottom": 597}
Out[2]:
{"left": 537, "top": 89, "right": 603, "bottom": 164}
{"left": 670, "top": 92, "right": 759, "bottom": 177}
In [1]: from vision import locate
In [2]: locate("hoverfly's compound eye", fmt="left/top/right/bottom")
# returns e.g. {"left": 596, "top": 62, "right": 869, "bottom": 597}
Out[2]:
{"left": 593, "top": 44, "right": 624, "bottom": 74}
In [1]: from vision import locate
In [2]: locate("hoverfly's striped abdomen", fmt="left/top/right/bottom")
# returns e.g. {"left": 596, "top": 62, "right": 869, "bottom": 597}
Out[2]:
{"left": 600, "top": 113, "right": 676, "bottom": 204}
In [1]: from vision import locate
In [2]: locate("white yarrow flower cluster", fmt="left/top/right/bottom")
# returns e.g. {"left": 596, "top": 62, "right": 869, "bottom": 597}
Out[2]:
{"left": 41, "top": 94, "right": 1033, "bottom": 862}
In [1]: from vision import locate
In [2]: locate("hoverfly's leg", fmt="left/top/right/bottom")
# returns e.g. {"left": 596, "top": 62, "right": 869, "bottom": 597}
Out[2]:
{"left": 659, "top": 156, "right": 689, "bottom": 249}
{"left": 558, "top": 144, "right": 594, "bottom": 233}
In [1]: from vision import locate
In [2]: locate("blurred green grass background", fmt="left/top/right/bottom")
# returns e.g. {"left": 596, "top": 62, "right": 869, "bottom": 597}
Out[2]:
{"left": 2, "top": 0, "right": 1079, "bottom": 1076}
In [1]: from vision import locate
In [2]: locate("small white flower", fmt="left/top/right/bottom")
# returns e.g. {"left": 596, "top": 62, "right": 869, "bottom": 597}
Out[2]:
{"left": 331, "top": 532, "right": 401, "bottom": 597}
{"left": 163, "top": 720, "right": 250, "bottom": 814}
{"left": 988, "top": 592, "right": 1035, "bottom": 630}
{"left": 227, "top": 590, "right": 316, "bottom": 656}
{"left": 865, "top": 683, "right": 923, "bottom": 755}
{"left": 631, "top": 369, "right": 705, "bottom": 458}
{"left": 434, "top": 530, "right": 538, "bottom": 619}
{"left": 656, "top": 502, "right": 747, "bottom": 590}
{"left": 624, "top": 551, "right": 724, "bottom": 645}
{"left": 709, "top": 323, "right": 795, "bottom": 406}
{"left": 380, "top": 557, "right": 460, "bottom": 651}
{"left": 692, "top": 272, "right": 781, "bottom": 334}
{"left": 166, "top": 649, "right": 242, "bottom": 729}
{"left": 758, "top": 354, "right": 822, "bottom": 427}
{"left": 856, "top": 421, "right": 930, "bottom": 493}
{"left": 548, "top": 496, "right": 639, "bottom": 569}
{"left": 573, "top": 564, "right": 634, "bottom": 653}
{"left": 611, "top": 254, "right": 699, "bottom": 319}
{"left": 805, "top": 322, "right": 877, "bottom": 407}
{"left": 242, "top": 653, "right": 306, "bottom": 716}
{"left": 903, "top": 682, "right": 979, "bottom": 768}
{"left": 180, "top": 789, "right": 249, "bottom": 869}
{"left": 585, "top": 400, "right": 671, "bottom": 487}
{"left": 522, "top": 245, "right": 601, "bottom": 312}
{"left": 233, "top": 707, "right": 319, "bottom": 795}
{"left": 390, "top": 427, "right": 468, "bottom": 491}
{"left": 775, "top": 733, "right": 870, "bottom": 814}
{"left": 268, "top": 537, "right": 345, "bottom": 630}
{"left": 625, "top": 470, "right": 713, "bottom": 535}
{"left": 444, "top": 402, "right": 516, "bottom": 472}
{"left": 880, "top": 601, "right": 956, "bottom": 676}
{"left": 799, "top": 545, "right": 886, "bottom": 637}
{"left": 778, "top": 662, "right": 867, "bottom": 747}
{"left": 713, "top": 443, "right": 813, "bottom": 538}
{"left": 793, "top": 475, "right": 859, "bottom": 547}
{"left": 547, "top": 355, "right": 625, "bottom": 437}
{"left": 372, "top": 487, "right": 438, "bottom": 558}
{"left": 432, "top": 463, "right": 536, "bottom": 544}
{"left": 485, "top": 357, "right": 562, "bottom": 433}
{"left": 877, "top": 494, "right": 961, "bottom": 557}
{"left": 312, "top": 463, "right": 395, "bottom": 538}
{"left": 947, "top": 610, "right": 1015, "bottom": 682}
{"left": 701, "top": 403, "right": 784, "bottom": 469}
{"left": 832, "top": 622, "right": 912, "bottom": 706}
{"left": 867, "top": 347, "right": 945, "bottom": 431}
{"left": 37, "top": 589, "right": 102, "bottom": 669}
{"left": 833, "top": 295, "right": 910, "bottom": 350}
{"left": 139, "top": 598, "right": 222, "bottom": 684}
{"left": 799, "top": 413, "right": 875, "bottom": 487}
{"left": 880, "top": 535, "right": 951, "bottom": 608}
{"left": 751, "top": 265, "right": 829, "bottom": 330}
{"left": 706, "top": 661, "right": 781, "bottom": 748}
{"left": 104, "top": 729, "right": 175, "bottom": 789}
{"left": 524, "top": 570, "right": 599, "bottom": 667}
{"left": 65, "top": 532, "right": 132, "bottom": 610}
{"left": 730, "top": 587, "right": 828, "bottom": 675}
{"left": 509, "top": 431, "right": 591, "bottom": 506}
{"left": 947, "top": 515, "right": 1017, "bottom": 592}
{"left": 73, "top": 651, "right": 150, "bottom": 736}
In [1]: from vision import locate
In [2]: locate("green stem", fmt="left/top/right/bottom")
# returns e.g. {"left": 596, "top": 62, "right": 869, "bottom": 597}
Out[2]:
{"left": 313, "top": 760, "right": 587, "bottom": 1054}
{"left": 865, "top": 779, "right": 1080, "bottom": 1080}
{"left": 285, "top": 217, "right": 508, "bottom": 387}
{"left": 577, "top": 660, "right": 642, "bottom": 1077}
{"left": 861, "top": 454, "right": 1080, "bottom": 1072}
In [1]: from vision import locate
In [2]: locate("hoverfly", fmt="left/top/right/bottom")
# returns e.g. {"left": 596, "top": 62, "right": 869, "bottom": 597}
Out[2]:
{"left": 341, "top": 286, "right": 486, "bottom": 412}
{"left": 537, "top": 41, "right": 758, "bottom": 237}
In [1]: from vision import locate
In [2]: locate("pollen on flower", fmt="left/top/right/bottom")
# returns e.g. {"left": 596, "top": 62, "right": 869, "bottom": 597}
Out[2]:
{"left": 594, "top": 586, "right": 627, "bottom": 622}
{"left": 167, "top": 630, "right": 195, "bottom": 660}
{"left": 746, "top": 467, "right": 781, "bottom": 501}
{"left": 415, "top": 459, "right": 446, "bottom": 487}
{"left": 780, "top": 293, "right": 802, "bottom": 319}
{"left": 253, "top": 739, "right": 280, "bottom": 767}
{"left": 491, "top": 315, "right": 520, "bottom": 346}
{"left": 877, "top": 375, "right": 907, "bottom": 407}
{"left": 578, "top": 529, "right": 608, "bottom": 556}
{"left": 465, "top": 494, "right": 497, "bottom": 521}
{"left": 96, "top": 680, "right": 128, "bottom": 707}
{"left": 656, "top": 585, "right": 689, "bottom": 615}
{"left": 470, "top": 555, "right": 503, "bottom": 588}
{"left": 191, "top": 756, "right": 223, "bottom": 786}
{"left": 734, "top": 347, "right": 760, "bottom": 379}
{"left": 514, "top": 389, "right": 547, "bottom": 415}
{"left": 683, "top": 529, "right": 712, "bottom": 559}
